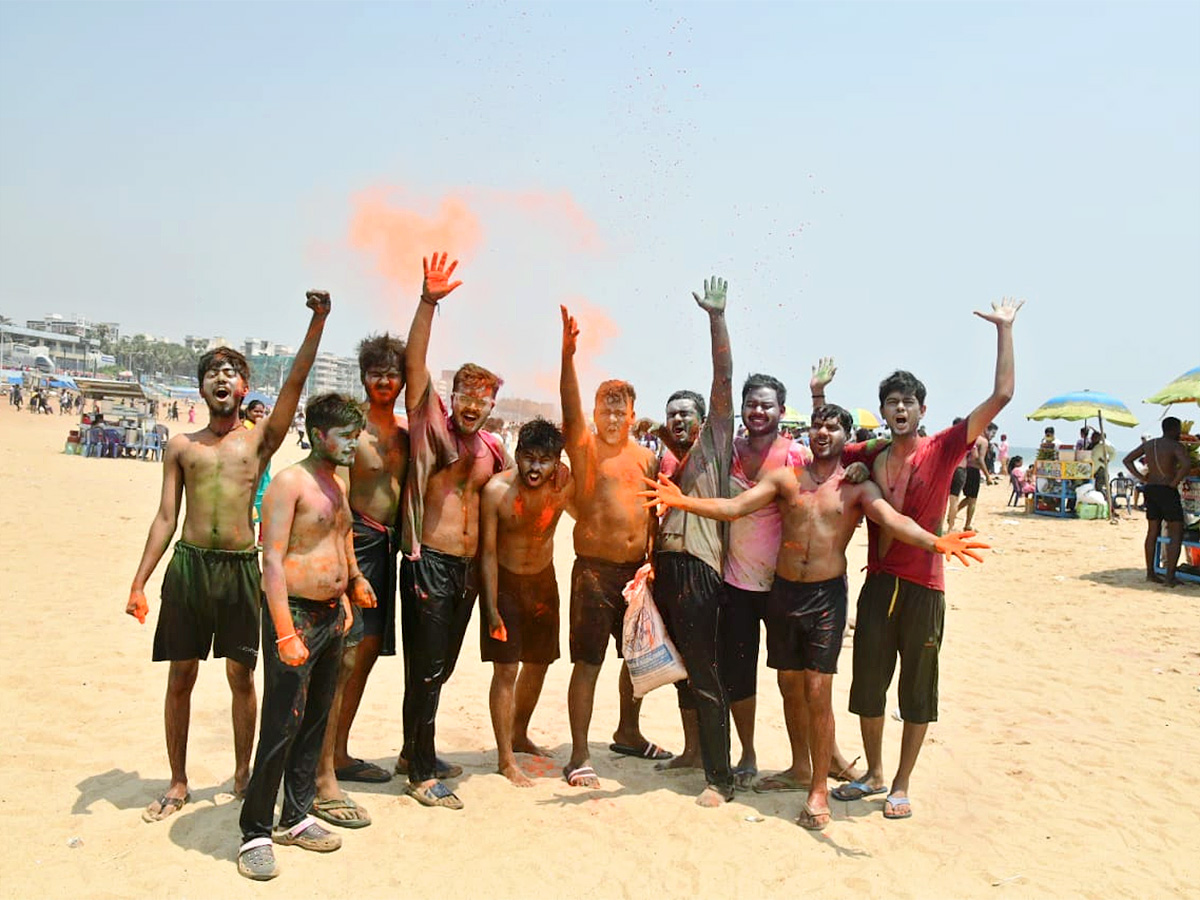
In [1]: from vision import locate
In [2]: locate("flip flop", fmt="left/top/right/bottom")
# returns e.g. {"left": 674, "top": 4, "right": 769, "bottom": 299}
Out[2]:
{"left": 797, "top": 801, "right": 831, "bottom": 831}
{"left": 733, "top": 765, "right": 759, "bottom": 792}
{"left": 563, "top": 765, "right": 600, "bottom": 788}
{"left": 393, "top": 756, "right": 464, "bottom": 780}
{"left": 884, "top": 794, "right": 913, "bottom": 820}
{"left": 312, "top": 796, "right": 371, "bottom": 829}
{"left": 609, "top": 742, "right": 673, "bottom": 761}
{"left": 831, "top": 780, "right": 888, "bottom": 802}
{"left": 753, "top": 773, "right": 807, "bottom": 794}
{"left": 335, "top": 759, "right": 392, "bottom": 783}
{"left": 829, "top": 755, "right": 862, "bottom": 782}
{"left": 406, "top": 781, "right": 463, "bottom": 810}
{"left": 142, "top": 792, "right": 190, "bottom": 823}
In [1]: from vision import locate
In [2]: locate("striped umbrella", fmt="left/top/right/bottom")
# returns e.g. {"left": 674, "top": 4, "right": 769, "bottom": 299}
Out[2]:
{"left": 850, "top": 407, "right": 881, "bottom": 429}
{"left": 1026, "top": 390, "right": 1138, "bottom": 428}
{"left": 1144, "top": 366, "right": 1200, "bottom": 407}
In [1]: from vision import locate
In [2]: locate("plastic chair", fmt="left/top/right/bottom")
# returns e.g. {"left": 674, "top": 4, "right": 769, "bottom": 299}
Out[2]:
{"left": 1008, "top": 471, "right": 1023, "bottom": 506}
{"left": 1110, "top": 475, "right": 1134, "bottom": 511}
{"left": 141, "top": 428, "right": 162, "bottom": 461}
{"left": 104, "top": 428, "right": 125, "bottom": 458}
{"left": 84, "top": 425, "right": 106, "bottom": 457}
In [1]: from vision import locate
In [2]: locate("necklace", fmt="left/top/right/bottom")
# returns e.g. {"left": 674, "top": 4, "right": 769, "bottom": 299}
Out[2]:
{"left": 808, "top": 463, "right": 836, "bottom": 485}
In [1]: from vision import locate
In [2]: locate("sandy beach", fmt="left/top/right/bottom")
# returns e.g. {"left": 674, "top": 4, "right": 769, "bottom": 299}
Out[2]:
{"left": 0, "top": 402, "right": 1197, "bottom": 900}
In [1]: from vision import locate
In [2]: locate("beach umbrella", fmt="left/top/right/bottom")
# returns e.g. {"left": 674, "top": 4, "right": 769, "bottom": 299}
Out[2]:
{"left": 778, "top": 406, "right": 809, "bottom": 428}
{"left": 1026, "top": 390, "right": 1138, "bottom": 428}
{"left": 850, "top": 408, "right": 881, "bottom": 429}
{"left": 1144, "top": 366, "right": 1200, "bottom": 407}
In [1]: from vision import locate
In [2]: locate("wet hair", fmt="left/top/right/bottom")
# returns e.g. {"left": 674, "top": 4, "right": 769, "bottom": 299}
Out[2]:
{"left": 357, "top": 332, "right": 406, "bottom": 378}
{"left": 453, "top": 362, "right": 503, "bottom": 396}
{"left": 667, "top": 389, "right": 706, "bottom": 420}
{"left": 516, "top": 417, "right": 565, "bottom": 456}
{"left": 878, "top": 370, "right": 926, "bottom": 406}
{"left": 1163, "top": 416, "right": 1181, "bottom": 436}
{"left": 595, "top": 379, "right": 636, "bottom": 409}
{"left": 741, "top": 373, "right": 786, "bottom": 408}
{"left": 811, "top": 403, "right": 853, "bottom": 436}
{"left": 198, "top": 347, "right": 250, "bottom": 386}
{"left": 305, "top": 392, "right": 365, "bottom": 441}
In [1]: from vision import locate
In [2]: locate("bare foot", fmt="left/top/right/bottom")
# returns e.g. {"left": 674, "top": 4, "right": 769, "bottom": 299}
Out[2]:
{"left": 500, "top": 762, "right": 534, "bottom": 787}
{"left": 656, "top": 752, "right": 701, "bottom": 772}
{"left": 512, "top": 737, "right": 550, "bottom": 757}
{"left": 695, "top": 786, "right": 729, "bottom": 808}
{"left": 1147, "top": 572, "right": 1165, "bottom": 584}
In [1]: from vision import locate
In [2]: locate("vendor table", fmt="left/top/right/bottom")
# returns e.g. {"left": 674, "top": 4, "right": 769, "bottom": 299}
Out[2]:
{"left": 1034, "top": 458, "right": 1094, "bottom": 518}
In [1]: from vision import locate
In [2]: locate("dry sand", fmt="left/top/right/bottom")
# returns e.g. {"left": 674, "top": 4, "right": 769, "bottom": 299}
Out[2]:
{"left": 0, "top": 402, "right": 1197, "bottom": 899}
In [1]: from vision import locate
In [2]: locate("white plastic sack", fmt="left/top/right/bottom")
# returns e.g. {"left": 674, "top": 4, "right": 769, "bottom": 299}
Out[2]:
{"left": 621, "top": 563, "right": 688, "bottom": 699}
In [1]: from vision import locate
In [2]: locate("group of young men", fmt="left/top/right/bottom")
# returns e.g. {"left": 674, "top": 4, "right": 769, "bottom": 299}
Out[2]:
{"left": 125, "top": 253, "right": 1022, "bottom": 879}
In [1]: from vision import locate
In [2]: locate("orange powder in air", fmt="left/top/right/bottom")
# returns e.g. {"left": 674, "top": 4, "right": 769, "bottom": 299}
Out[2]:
{"left": 348, "top": 187, "right": 483, "bottom": 291}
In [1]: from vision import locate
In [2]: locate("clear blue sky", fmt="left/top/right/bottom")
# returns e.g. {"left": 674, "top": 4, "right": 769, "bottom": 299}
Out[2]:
{"left": 2, "top": 1, "right": 1196, "bottom": 447}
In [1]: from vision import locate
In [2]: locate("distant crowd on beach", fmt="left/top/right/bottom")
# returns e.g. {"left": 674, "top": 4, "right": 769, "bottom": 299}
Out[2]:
{"left": 124, "top": 255, "right": 1025, "bottom": 880}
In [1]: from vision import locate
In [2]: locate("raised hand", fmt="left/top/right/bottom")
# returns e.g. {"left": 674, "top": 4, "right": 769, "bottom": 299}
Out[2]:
{"left": 349, "top": 574, "right": 377, "bottom": 609}
{"left": 421, "top": 252, "right": 463, "bottom": 304}
{"left": 277, "top": 632, "right": 309, "bottom": 667}
{"left": 810, "top": 356, "right": 837, "bottom": 393}
{"left": 692, "top": 276, "right": 727, "bottom": 314}
{"left": 933, "top": 530, "right": 990, "bottom": 566}
{"left": 305, "top": 290, "right": 332, "bottom": 317}
{"left": 561, "top": 305, "right": 579, "bottom": 356}
{"left": 126, "top": 588, "right": 148, "bottom": 624}
{"left": 973, "top": 296, "right": 1024, "bottom": 328}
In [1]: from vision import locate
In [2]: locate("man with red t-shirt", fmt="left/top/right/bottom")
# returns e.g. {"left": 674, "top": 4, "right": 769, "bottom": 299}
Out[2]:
{"left": 834, "top": 297, "right": 1023, "bottom": 821}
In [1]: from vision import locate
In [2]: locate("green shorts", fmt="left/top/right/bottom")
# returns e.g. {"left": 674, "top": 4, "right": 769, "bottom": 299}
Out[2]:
{"left": 152, "top": 541, "right": 261, "bottom": 669}
{"left": 848, "top": 572, "right": 945, "bottom": 724}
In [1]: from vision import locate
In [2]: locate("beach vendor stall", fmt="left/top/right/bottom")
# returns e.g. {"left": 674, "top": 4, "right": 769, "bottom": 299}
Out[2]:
{"left": 66, "top": 377, "right": 155, "bottom": 458}
{"left": 1144, "top": 366, "right": 1200, "bottom": 583}
{"left": 1026, "top": 390, "right": 1138, "bottom": 519}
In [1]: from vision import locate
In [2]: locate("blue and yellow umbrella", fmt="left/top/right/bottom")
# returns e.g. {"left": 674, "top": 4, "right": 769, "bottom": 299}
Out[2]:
{"left": 1026, "top": 390, "right": 1138, "bottom": 428}
{"left": 1145, "top": 366, "right": 1200, "bottom": 407}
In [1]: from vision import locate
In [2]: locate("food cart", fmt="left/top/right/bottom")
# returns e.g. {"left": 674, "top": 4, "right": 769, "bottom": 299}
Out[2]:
{"left": 65, "top": 377, "right": 159, "bottom": 458}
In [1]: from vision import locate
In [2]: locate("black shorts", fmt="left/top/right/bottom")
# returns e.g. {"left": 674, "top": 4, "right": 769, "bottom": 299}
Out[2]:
{"left": 718, "top": 583, "right": 768, "bottom": 702}
{"left": 962, "top": 467, "right": 982, "bottom": 499}
{"left": 849, "top": 572, "right": 945, "bottom": 724}
{"left": 152, "top": 541, "right": 261, "bottom": 669}
{"left": 352, "top": 512, "right": 398, "bottom": 654}
{"left": 480, "top": 564, "right": 560, "bottom": 665}
{"left": 1144, "top": 484, "right": 1184, "bottom": 522}
{"left": 764, "top": 575, "right": 847, "bottom": 675}
{"left": 949, "top": 466, "right": 967, "bottom": 496}
{"left": 569, "top": 556, "right": 643, "bottom": 665}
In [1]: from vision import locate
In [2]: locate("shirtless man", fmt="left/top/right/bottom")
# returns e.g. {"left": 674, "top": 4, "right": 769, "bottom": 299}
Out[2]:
{"left": 1123, "top": 417, "right": 1191, "bottom": 587}
{"left": 480, "top": 419, "right": 574, "bottom": 786}
{"left": 839, "top": 297, "right": 1022, "bottom": 821}
{"left": 949, "top": 430, "right": 989, "bottom": 531}
{"left": 127, "top": 292, "right": 328, "bottom": 823}
{"left": 399, "top": 253, "right": 510, "bottom": 809}
{"left": 559, "top": 305, "right": 668, "bottom": 789}
{"left": 312, "top": 333, "right": 410, "bottom": 829}
{"left": 237, "top": 393, "right": 371, "bottom": 881}
{"left": 650, "top": 276, "right": 736, "bottom": 808}
{"left": 642, "top": 403, "right": 985, "bottom": 829}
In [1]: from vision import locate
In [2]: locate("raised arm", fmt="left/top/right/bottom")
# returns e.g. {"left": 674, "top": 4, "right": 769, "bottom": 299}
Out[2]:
{"left": 260, "top": 473, "right": 307, "bottom": 665}
{"left": 261, "top": 291, "right": 331, "bottom": 456}
{"left": 693, "top": 277, "right": 732, "bottom": 422}
{"left": 810, "top": 356, "right": 837, "bottom": 411}
{"left": 559, "top": 305, "right": 587, "bottom": 448}
{"left": 640, "top": 470, "right": 779, "bottom": 521}
{"left": 126, "top": 436, "right": 185, "bottom": 622}
{"left": 479, "top": 478, "right": 506, "bottom": 641}
{"left": 966, "top": 297, "right": 1024, "bottom": 442}
{"left": 405, "top": 252, "right": 462, "bottom": 412}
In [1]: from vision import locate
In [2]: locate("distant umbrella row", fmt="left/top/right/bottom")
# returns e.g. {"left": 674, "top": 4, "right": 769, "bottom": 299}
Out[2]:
{"left": 1026, "top": 366, "right": 1199, "bottom": 430}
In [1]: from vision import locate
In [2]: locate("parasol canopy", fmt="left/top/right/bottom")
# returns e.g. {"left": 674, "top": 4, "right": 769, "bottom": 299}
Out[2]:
{"left": 1026, "top": 390, "right": 1138, "bottom": 428}
{"left": 850, "top": 408, "right": 881, "bottom": 429}
{"left": 1144, "top": 366, "right": 1200, "bottom": 407}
